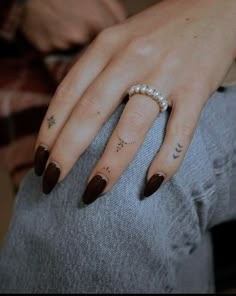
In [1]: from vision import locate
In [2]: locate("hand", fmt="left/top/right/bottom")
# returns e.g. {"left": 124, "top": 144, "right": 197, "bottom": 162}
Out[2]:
{"left": 20, "top": 0, "right": 126, "bottom": 52}
{"left": 34, "top": 0, "right": 236, "bottom": 204}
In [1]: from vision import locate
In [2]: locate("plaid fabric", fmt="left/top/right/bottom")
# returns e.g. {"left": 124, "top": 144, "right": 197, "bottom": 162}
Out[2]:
{"left": 0, "top": 1, "right": 83, "bottom": 187}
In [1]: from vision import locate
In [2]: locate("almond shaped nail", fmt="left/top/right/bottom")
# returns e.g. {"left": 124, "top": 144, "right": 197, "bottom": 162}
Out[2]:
{"left": 82, "top": 175, "right": 107, "bottom": 205}
{"left": 34, "top": 145, "right": 49, "bottom": 176}
{"left": 144, "top": 173, "right": 165, "bottom": 197}
{"left": 43, "top": 162, "right": 61, "bottom": 194}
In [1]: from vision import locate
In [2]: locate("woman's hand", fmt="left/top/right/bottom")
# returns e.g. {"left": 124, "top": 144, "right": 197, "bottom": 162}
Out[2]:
{"left": 20, "top": 0, "right": 126, "bottom": 52}
{"left": 34, "top": 0, "right": 236, "bottom": 204}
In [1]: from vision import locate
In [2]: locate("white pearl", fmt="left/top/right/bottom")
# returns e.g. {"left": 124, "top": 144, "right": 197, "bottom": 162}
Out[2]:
{"left": 161, "top": 102, "right": 168, "bottom": 112}
{"left": 141, "top": 85, "right": 147, "bottom": 94}
{"left": 153, "top": 91, "right": 160, "bottom": 99}
{"left": 158, "top": 95, "right": 165, "bottom": 102}
{"left": 147, "top": 87, "right": 154, "bottom": 96}
{"left": 159, "top": 100, "right": 167, "bottom": 107}
{"left": 129, "top": 86, "right": 135, "bottom": 96}
{"left": 135, "top": 85, "right": 141, "bottom": 93}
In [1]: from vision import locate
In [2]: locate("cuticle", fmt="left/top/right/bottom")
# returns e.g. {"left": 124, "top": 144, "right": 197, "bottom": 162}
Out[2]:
{"left": 50, "top": 160, "right": 61, "bottom": 170}
{"left": 96, "top": 172, "right": 109, "bottom": 183}
{"left": 156, "top": 172, "right": 166, "bottom": 178}
{"left": 148, "top": 172, "right": 166, "bottom": 181}
{"left": 39, "top": 144, "right": 49, "bottom": 151}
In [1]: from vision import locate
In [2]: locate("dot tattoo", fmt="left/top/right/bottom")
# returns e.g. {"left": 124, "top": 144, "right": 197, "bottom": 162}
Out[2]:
{"left": 173, "top": 143, "right": 183, "bottom": 159}
{"left": 103, "top": 166, "right": 111, "bottom": 174}
{"left": 47, "top": 116, "right": 56, "bottom": 129}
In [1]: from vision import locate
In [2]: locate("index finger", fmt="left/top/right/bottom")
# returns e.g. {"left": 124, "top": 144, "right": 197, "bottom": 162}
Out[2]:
{"left": 34, "top": 30, "right": 121, "bottom": 176}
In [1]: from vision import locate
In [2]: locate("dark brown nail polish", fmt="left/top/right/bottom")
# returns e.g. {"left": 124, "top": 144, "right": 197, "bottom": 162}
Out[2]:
{"left": 82, "top": 175, "right": 107, "bottom": 205}
{"left": 34, "top": 145, "right": 50, "bottom": 176}
{"left": 43, "top": 162, "right": 60, "bottom": 194}
{"left": 144, "top": 174, "right": 165, "bottom": 197}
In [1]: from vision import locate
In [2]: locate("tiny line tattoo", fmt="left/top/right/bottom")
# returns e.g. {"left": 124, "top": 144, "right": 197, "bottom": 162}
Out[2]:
{"left": 173, "top": 143, "right": 183, "bottom": 160}
{"left": 176, "top": 148, "right": 182, "bottom": 153}
{"left": 47, "top": 116, "right": 56, "bottom": 129}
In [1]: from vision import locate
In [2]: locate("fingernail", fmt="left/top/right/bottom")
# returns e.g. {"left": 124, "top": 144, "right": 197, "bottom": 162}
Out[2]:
{"left": 43, "top": 162, "right": 61, "bottom": 194}
{"left": 82, "top": 175, "right": 107, "bottom": 205}
{"left": 34, "top": 145, "right": 49, "bottom": 176}
{"left": 144, "top": 173, "right": 165, "bottom": 197}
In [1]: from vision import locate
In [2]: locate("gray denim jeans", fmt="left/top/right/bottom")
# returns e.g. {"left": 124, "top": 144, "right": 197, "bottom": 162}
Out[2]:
{"left": 0, "top": 86, "right": 236, "bottom": 293}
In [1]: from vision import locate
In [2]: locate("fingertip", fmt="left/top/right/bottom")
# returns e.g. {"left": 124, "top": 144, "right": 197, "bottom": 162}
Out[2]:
{"left": 82, "top": 174, "right": 108, "bottom": 205}
{"left": 143, "top": 173, "right": 165, "bottom": 198}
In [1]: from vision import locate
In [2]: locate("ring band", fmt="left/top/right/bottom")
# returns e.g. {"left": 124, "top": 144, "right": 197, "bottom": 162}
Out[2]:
{"left": 128, "top": 84, "right": 169, "bottom": 112}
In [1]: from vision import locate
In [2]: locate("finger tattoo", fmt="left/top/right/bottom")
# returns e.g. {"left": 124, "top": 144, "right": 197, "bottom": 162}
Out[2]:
{"left": 47, "top": 116, "right": 56, "bottom": 129}
{"left": 173, "top": 143, "right": 183, "bottom": 159}
{"left": 116, "top": 134, "right": 136, "bottom": 153}
{"left": 103, "top": 166, "right": 111, "bottom": 174}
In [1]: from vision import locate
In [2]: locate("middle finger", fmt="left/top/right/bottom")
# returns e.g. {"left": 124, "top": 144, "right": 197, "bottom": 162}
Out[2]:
{"left": 82, "top": 80, "right": 170, "bottom": 204}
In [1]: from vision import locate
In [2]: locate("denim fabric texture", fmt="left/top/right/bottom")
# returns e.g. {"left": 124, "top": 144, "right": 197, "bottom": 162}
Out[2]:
{"left": 0, "top": 86, "right": 236, "bottom": 293}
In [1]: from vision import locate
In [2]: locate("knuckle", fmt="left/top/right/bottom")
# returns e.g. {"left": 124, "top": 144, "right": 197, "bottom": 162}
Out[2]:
{"left": 54, "top": 84, "right": 70, "bottom": 104}
{"left": 181, "top": 121, "right": 194, "bottom": 138}
{"left": 96, "top": 26, "right": 121, "bottom": 46}
{"left": 78, "top": 95, "right": 102, "bottom": 117}
{"left": 126, "top": 37, "right": 154, "bottom": 57}
{"left": 79, "top": 95, "right": 97, "bottom": 110}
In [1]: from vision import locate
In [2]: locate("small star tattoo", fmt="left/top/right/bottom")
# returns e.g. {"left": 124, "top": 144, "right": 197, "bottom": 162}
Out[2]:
{"left": 47, "top": 116, "right": 56, "bottom": 129}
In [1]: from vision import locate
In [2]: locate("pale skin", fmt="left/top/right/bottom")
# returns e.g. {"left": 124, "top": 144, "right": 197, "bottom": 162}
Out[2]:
{"left": 35, "top": 0, "right": 236, "bottom": 200}
{"left": 20, "top": 0, "right": 126, "bottom": 52}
